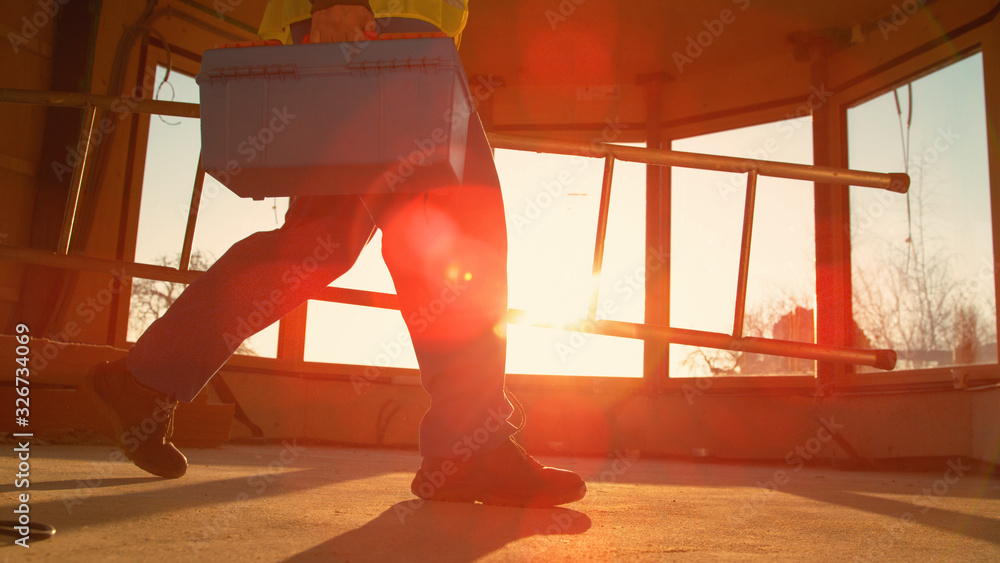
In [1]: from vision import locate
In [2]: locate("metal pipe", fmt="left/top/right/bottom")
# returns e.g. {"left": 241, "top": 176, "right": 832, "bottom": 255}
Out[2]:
{"left": 0, "top": 243, "right": 202, "bottom": 284}
{"left": 58, "top": 105, "right": 97, "bottom": 255}
{"left": 588, "top": 155, "right": 616, "bottom": 320}
{"left": 0, "top": 244, "right": 402, "bottom": 311}
{"left": 0, "top": 87, "right": 200, "bottom": 118}
{"left": 0, "top": 89, "right": 909, "bottom": 195}
{"left": 488, "top": 133, "right": 910, "bottom": 193}
{"left": 1, "top": 87, "right": 905, "bottom": 372}
{"left": 733, "top": 170, "right": 758, "bottom": 339}
{"left": 0, "top": 89, "right": 908, "bottom": 194}
{"left": 506, "top": 309, "right": 895, "bottom": 370}
{"left": 585, "top": 318, "right": 896, "bottom": 371}
{"left": 3, "top": 239, "right": 896, "bottom": 370}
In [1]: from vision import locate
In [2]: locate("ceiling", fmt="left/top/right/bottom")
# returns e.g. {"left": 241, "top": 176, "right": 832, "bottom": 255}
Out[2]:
{"left": 180, "top": 0, "right": 970, "bottom": 135}
{"left": 455, "top": 0, "right": 956, "bottom": 135}
{"left": 209, "top": 0, "right": 942, "bottom": 85}
{"left": 459, "top": 0, "right": 911, "bottom": 87}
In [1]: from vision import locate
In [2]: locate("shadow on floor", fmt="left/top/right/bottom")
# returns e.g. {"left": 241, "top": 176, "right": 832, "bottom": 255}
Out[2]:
{"left": 781, "top": 485, "right": 1000, "bottom": 546}
{"left": 285, "top": 501, "right": 591, "bottom": 562}
{"left": 25, "top": 466, "right": 342, "bottom": 529}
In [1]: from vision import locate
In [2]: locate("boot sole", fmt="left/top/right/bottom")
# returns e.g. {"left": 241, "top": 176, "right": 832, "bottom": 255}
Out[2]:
{"left": 479, "top": 481, "right": 587, "bottom": 507}
{"left": 412, "top": 478, "right": 586, "bottom": 507}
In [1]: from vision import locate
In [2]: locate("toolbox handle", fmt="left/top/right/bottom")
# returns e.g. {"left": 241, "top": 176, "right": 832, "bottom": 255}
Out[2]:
{"left": 301, "top": 30, "right": 447, "bottom": 43}
{"left": 215, "top": 30, "right": 448, "bottom": 49}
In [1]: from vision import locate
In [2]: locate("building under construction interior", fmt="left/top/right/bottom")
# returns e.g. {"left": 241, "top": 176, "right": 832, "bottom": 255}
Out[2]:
{"left": 1, "top": 0, "right": 999, "bottom": 560}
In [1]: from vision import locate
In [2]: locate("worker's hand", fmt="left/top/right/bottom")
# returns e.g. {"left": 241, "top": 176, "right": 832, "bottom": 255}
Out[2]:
{"left": 310, "top": 5, "right": 377, "bottom": 43}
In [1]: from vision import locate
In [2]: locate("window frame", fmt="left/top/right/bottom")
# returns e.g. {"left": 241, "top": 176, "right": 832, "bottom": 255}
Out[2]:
{"left": 825, "top": 20, "right": 1000, "bottom": 389}
{"left": 119, "top": 16, "right": 1000, "bottom": 393}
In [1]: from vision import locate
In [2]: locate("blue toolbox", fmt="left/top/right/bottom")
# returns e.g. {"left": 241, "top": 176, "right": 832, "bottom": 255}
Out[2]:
{"left": 196, "top": 36, "right": 473, "bottom": 199}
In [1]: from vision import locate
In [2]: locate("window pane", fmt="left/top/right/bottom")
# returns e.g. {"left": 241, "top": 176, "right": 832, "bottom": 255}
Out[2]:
{"left": 670, "top": 117, "right": 816, "bottom": 377}
{"left": 133, "top": 67, "right": 200, "bottom": 270}
{"left": 189, "top": 177, "right": 289, "bottom": 267}
{"left": 498, "top": 147, "right": 645, "bottom": 377}
{"left": 304, "top": 301, "right": 417, "bottom": 368}
{"left": 130, "top": 65, "right": 279, "bottom": 358}
{"left": 303, "top": 229, "right": 407, "bottom": 363}
{"left": 848, "top": 53, "right": 996, "bottom": 370}
{"left": 306, "top": 147, "right": 647, "bottom": 377}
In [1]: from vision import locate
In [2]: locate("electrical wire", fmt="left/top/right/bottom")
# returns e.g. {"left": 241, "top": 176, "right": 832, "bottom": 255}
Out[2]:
{"left": 146, "top": 27, "right": 180, "bottom": 126}
{"left": 893, "top": 83, "right": 916, "bottom": 272}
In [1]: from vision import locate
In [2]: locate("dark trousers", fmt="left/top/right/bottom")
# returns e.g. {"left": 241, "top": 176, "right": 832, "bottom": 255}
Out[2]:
{"left": 128, "top": 17, "right": 514, "bottom": 458}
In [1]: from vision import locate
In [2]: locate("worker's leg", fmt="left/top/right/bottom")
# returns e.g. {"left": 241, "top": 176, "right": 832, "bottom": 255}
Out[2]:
{"left": 127, "top": 195, "right": 376, "bottom": 401}
{"left": 375, "top": 119, "right": 587, "bottom": 507}
{"left": 368, "top": 116, "right": 515, "bottom": 459}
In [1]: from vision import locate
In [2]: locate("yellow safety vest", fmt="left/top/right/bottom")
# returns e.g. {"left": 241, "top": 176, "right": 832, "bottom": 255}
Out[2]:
{"left": 259, "top": 0, "right": 468, "bottom": 45}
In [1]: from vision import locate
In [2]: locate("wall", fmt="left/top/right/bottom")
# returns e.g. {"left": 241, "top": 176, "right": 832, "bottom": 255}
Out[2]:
{"left": 0, "top": 0, "right": 58, "bottom": 326}
{"left": 972, "top": 388, "right": 1000, "bottom": 466}
{"left": 216, "top": 355, "right": 997, "bottom": 468}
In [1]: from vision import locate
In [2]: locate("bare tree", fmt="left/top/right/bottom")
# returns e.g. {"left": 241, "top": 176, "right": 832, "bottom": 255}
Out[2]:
{"left": 953, "top": 303, "right": 980, "bottom": 364}
{"left": 853, "top": 243, "right": 961, "bottom": 357}
{"left": 853, "top": 168, "right": 995, "bottom": 368}
{"left": 682, "top": 296, "right": 813, "bottom": 376}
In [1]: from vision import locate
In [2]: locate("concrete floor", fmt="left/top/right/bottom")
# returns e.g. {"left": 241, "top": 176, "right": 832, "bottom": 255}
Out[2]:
{"left": 3, "top": 443, "right": 999, "bottom": 562}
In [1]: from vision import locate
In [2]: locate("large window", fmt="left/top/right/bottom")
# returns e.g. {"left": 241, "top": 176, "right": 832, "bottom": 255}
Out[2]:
{"left": 303, "top": 146, "right": 649, "bottom": 378}
{"left": 133, "top": 57, "right": 996, "bottom": 379}
{"left": 498, "top": 147, "right": 646, "bottom": 377}
{"left": 848, "top": 53, "right": 996, "bottom": 371}
{"left": 303, "top": 234, "right": 412, "bottom": 367}
{"left": 130, "top": 65, "right": 284, "bottom": 358}
{"left": 132, "top": 66, "right": 649, "bottom": 375}
{"left": 671, "top": 116, "right": 816, "bottom": 377}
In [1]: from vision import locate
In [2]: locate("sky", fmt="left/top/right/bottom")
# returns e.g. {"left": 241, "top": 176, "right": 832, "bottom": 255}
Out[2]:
{"left": 133, "top": 52, "right": 995, "bottom": 378}
{"left": 847, "top": 53, "right": 996, "bottom": 367}
{"left": 848, "top": 53, "right": 993, "bottom": 287}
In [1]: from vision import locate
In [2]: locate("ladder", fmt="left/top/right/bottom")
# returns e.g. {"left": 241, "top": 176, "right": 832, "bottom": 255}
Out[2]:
{"left": 0, "top": 87, "right": 906, "bottom": 372}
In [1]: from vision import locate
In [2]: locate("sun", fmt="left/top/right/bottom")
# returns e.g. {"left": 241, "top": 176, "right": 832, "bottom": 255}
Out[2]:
{"left": 507, "top": 273, "right": 600, "bottom": 331}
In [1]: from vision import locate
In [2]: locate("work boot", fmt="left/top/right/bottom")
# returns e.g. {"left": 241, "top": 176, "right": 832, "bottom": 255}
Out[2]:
{"left": 82, "top": 358, "right": 187, "bottom": 479}
{"left": 411, "top": 437, "right": 586, "bottom": 507}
